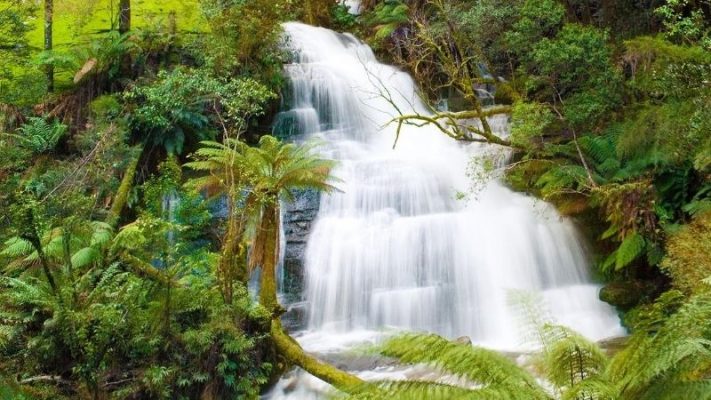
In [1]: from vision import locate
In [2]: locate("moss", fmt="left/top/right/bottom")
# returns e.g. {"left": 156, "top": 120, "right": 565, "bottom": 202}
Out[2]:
{"left": 106, "top": 145, "right": 141, "bottom": 227}
{"left": 661, "top": 211, "right": 711, "bottom": 294}
{"left": 599, "top": 280, "right": 657, "bottom": 310}
{"left": 270, "top": 319, "right": 365, "bottom": 394}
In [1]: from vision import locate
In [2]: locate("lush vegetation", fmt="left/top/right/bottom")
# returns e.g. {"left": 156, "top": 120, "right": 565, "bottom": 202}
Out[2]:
{"left": 1, "top": 0, "right": 710, "bottom": 398}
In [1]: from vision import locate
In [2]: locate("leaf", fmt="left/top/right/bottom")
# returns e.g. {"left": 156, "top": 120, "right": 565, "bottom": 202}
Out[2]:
{"left": 1, "top": 237, "right": 33, "bottom": 257}
{"left": 71, "top": 247, "right": 100, "bottom": 268}
{"left": 616, "top": 232, "right": 646, "bottom": 271}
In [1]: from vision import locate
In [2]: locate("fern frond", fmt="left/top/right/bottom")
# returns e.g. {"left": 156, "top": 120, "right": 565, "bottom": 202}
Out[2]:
{"left": 615, "top": 232, "right": 645, "bottom": 271}
{"left": 71, "top": 247, "right": 101, "bottom": 269}
{"left": 377, "top": 334, "right": 548, "bottom": 399}
{"left": 1, "top": 237, "right": 34, "bottom": 258}
{"left": 343, "top": 380, "right": 521, "bottom": 400}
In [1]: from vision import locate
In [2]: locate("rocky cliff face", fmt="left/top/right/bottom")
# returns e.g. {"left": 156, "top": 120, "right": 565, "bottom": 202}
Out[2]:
{"left": 281, "top": 189, "right": 320, "bottom": 330}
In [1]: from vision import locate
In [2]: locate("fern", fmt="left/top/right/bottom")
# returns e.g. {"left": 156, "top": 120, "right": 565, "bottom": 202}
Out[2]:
{"left": 614, "top": 232, "right": 646, "bottom": 271}
{"left": 364, "top": 1, "right": 409, "bottom": 44}
{"left": 538, "top": 325, "right": 609, "bottom": 395}
{"left": 608, "top": 289, "right": 711, "bottom": 398}
{"left": 0, "top": 237, "right": 33, "bottom": 258}
{"left": 339, "top": 333, "right": 550, "bottom": 400}
{"left": 4, "top": 117, "right": 67, "bottom": 154}
{"left": 536, "top": 164, "right": 590, "bottom": 198}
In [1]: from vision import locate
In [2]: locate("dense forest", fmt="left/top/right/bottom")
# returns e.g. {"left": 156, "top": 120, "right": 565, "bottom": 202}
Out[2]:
{"left": 0, "top": 0, "right": 710, "bottom": 399}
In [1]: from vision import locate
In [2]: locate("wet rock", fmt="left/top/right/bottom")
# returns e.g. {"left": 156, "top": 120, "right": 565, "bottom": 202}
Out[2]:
{"left": 280, "top": 189, "right": 320, "bottom": 328}
{"left": 599, "top": 281, "right": 654, "bottom": 310}
{"left": 315, "top": 352, "right": 400, "bottom": 371}
{"left": 454, "top": 336, "right": 472, "bottom": 346}
{"left": 282, "top": 302, "right": 309, "bottom": 332}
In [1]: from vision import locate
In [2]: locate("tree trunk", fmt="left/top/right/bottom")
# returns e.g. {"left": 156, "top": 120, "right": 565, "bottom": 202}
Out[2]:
{"left": 271, "top": 319, "right": 365, "bottom": 393}
{"left": 118, "top": 0, "right": 132, "bottom": 79}
{"left": 44, "top": 0, "right": 54, "bottom": 92}
{"left": 119, "top": 0, "right": 131, "bottom": 34}
{"left": 220, "top": 198, "right": 248, "bottom": 304}
{"left": 258, "top": 203, "right": 280, "bottom": 315}
{"left": 107, "top": 147, "right": 142, "bottom": 228}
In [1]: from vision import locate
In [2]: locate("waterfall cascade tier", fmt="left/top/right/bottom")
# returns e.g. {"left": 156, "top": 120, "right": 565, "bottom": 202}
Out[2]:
{"left": 274, "top": 22, "right": 624, "bottom": 352}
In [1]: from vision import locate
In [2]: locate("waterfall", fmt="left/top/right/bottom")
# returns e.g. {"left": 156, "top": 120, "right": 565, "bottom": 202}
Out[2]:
{"left": 268, "top": 22, "right": 624, "bottom": 397}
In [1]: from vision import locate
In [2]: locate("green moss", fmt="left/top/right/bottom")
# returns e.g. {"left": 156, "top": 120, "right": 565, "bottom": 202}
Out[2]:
{"left": 661, "top": 211, "right": 711, "bottom": 294}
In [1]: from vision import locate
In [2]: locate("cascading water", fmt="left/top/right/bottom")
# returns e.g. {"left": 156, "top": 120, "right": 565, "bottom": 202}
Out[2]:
{"left": 268, "top": 22, "right": 624, "bottom": 397}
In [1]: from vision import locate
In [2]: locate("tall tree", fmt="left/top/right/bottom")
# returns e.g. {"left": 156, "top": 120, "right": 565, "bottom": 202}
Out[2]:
{"left": 118, "top": 0, "right": 132, "bottom": 79}
{"left": 118, "top": 0, "right": 130, "bottom": 33}
{"left": 44, "top": 0, "right": 53, "bottom": 92}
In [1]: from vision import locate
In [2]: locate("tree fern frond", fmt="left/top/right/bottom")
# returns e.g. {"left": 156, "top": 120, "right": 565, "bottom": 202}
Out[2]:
{"left": 89, "top": 221, "right": 114, "bottom": 247}
{"left": 642, "top": 379, "right": 711, "bottom": 400}
{"left": 71, "top": 247, "right": 101, "bottom": 269}
{"left": 342, "top": 380, "right": 524, "bottom": 400}
{"left": 1, "top": 237, "right": 34, "bottom": 258}
{"left": 377, "top": 334, "right": 548, "bottom": 399}
{"left": 540, "top": 325, "right": 609, "bottom": 391}
{"left": 609, "top": 291, "right": 711, "bottom": 397}
{"left": 562, "top": 377, "right": 617, "bottom": 400}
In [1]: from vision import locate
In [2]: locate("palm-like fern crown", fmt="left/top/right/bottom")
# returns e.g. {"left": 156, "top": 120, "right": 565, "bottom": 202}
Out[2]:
{"left": 186, "top": 135, "right": 338, "bottom": 204}
{"left": 248, "top": 135, "right": 338, "bottom": 203}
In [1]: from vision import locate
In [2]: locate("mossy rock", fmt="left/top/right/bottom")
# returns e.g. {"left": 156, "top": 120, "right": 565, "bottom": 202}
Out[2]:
{"left": 599, "top": 280, "right": 654, "bottom": 310}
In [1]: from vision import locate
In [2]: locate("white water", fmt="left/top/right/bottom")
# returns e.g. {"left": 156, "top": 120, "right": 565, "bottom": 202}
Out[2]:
{"left": 267, "top": 22, "right": 624, "bottom": 398}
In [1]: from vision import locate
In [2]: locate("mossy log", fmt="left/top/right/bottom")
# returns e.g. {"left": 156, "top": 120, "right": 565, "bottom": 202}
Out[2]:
{"left": 270, "top": 319, "right": 366, "bottom": 393}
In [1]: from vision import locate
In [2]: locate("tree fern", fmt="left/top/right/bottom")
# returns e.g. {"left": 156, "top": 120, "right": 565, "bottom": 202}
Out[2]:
{"left": 337, "top": 333, "right": 550, "bottom": 400}
{"left": 537, "top": 325, "right": 609, "bottom": 398}
{"left": 4, "top": 117, "right": 67, "bottom": 154}
{"left": 608, "top": 289, "right": 711, "bottom": 398}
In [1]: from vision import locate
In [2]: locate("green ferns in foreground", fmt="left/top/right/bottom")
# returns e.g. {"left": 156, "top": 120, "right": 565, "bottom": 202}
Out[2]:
{"left": 340, "top": 285, "right": 711, "bottom": 400}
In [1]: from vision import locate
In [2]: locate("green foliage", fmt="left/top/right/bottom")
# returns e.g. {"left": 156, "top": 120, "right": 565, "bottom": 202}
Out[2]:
{"left": 89, "top": 95, "right": 122, "bottom": 120}
{"left": 530, "top": 24, "right": 621, "bottom": 126}
{"left": 602, "top": 231, "right": 646, "bottom": 272}
{"left": 352, "top": 288, "right": 711, "bottom": 399}
{"left": 624, "top": 36, "right": 711, "bottom": 99}
{"left": 199, "top": 0, "right": 290, "bottom": 88}
{"left": 0, "top": 1, "right": 45, "bottom": 106}
{"left": 608, "top": 288, "right": 711, "bottom": 399}
{"left": 655, "top": 0, "right": 711, "bottom": 47}
{"left": 331, "top": 4, "right": 357, "bottom": 30}
{"left": 505, "top": 0, "right": 565, "bottom": 58}
{"left": 510, "top": 101, "right": 555, "bottom": 149}
{"left": 0, "top": 205, "right": 270, "bottom": 398}
{"left": 340, "top": 333, "right": 549, "bottom": 400}
{"left": 662, "top": 210, "right": 711, "bottom": 293}
{"left": 456, "top": 0, "right": 522, "bottom": 77}
{"left": 362, "top": 1, "right": 409, "bottom": 45}
{"left": 5, "top": 118, "right": 68, "bottom": 154}
{"left": 76, "top": 31, "right": 135, "bottom": 80}
{"left": 126, "top": 67, "right": 274, "bottom": 154}
{"left": 187, "top": 135, "right": 338, "bottom": 208}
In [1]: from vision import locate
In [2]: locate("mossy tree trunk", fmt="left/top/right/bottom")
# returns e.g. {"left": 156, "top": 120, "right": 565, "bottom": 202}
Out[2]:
{"left": 258, "top": 202, "right": 280, "bottom": 315}
{"left": 106, "top": 146, "right": 142, "bottom": 228}
{"left": 219, "top": 197, "right": 250, "bottom": 304}
{"left": 44, "top": 0, "right": 54, "bottom": 92}
{"left": 119, "top": 0, "right": 131, "bottom": 33}
{"left": 255, "top": 201, "right": 366, "bottom": 393}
